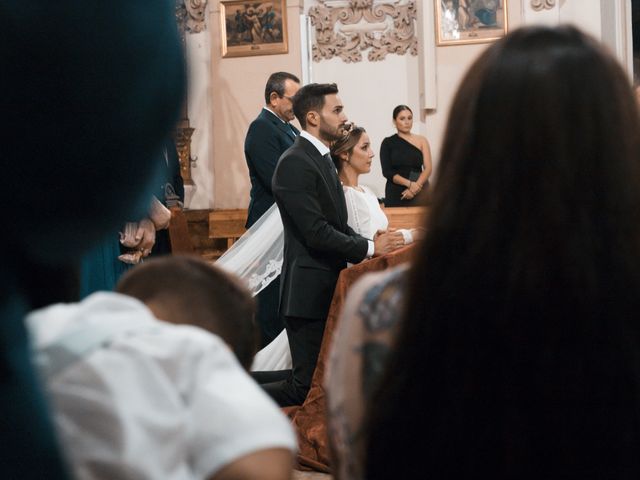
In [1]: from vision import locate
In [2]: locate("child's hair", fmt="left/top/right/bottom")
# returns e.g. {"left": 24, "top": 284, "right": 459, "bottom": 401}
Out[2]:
{"left": 116, "top": 256, "right": 257, "bottom": 369}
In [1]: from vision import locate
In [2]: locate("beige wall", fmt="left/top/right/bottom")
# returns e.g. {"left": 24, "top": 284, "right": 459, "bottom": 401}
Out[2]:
{"left": 424, "top": 0, "right": 523, "bottom": 190}
{"left": 207, "top": 0, "right": 304, "bottom": 209}
{"left": 185, "top": 29, "right": 213, "bottom": 209}
{"left": 185, "top": 0, "right": 631, "bottom": 209}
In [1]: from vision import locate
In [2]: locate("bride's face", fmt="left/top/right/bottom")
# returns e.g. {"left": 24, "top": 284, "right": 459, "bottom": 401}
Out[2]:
{"left": 349, "top": 133, "right": 375, "bottom": 174}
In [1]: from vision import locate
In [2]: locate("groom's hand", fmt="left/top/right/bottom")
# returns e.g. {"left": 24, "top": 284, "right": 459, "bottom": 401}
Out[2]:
{"left": 373, "top": 231, "right": 404, "bottom": 257}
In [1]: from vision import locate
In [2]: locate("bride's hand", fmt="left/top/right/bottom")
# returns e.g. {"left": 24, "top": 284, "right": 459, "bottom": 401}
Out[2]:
{"left": 373, "top": 229, "right": 387, "bottom": 240}
{"left": 373, "top": 231, "right": 404, "bottom": 256}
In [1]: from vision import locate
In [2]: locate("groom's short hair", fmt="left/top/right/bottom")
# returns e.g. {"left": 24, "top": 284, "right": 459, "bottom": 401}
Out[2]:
{"left": 116, "top": 256, "right": 258, "bottom": 369}
{"left": 293, "top": 83, "right": 339, "bottom": 129}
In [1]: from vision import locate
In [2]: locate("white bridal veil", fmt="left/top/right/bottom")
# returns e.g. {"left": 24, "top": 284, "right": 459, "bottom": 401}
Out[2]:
{"left": 215, "top": 203, "right": 283, "bottom": 297}
{"left": 215, "top": 204, "right": 291, "bottom": 371}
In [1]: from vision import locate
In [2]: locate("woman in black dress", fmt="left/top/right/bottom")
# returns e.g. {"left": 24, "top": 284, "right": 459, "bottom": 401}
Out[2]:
{"left": 380, "top": 105, "right": 432, "bottom": 207}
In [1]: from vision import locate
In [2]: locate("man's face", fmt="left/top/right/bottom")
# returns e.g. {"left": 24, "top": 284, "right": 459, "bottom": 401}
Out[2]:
{"left": 318, "top": 93, "right": 348, "bottom": 143}
{"left": 272, "top": 79, "right": 300, "bottom": 121}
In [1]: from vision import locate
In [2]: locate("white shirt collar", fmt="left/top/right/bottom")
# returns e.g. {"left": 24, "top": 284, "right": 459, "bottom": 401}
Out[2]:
{"left": 262, "top": 106, "right": 286, "bottom": 123}
{"left": 300, "top": 130, "right": 330, "bottom": 156}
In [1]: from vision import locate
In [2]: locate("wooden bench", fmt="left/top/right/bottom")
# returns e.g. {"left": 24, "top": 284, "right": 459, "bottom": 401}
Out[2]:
{"left": 208, "top": 209, "right": 247, "bottom": 251}
{"left": 382, "top": 206, "right": 429, "bottom": 230}
{"left": 199, "top": 206, "right": 425, "bottom": 260}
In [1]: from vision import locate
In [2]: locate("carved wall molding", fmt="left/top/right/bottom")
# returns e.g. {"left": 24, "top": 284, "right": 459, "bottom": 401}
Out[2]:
{"left": 174, "top": 0, "right": 205, "bottom": 185}
{"left": 308, "top": 0, "right": 418, "bottom": 63}
{"left": 530, "top": 0, "right": 556, "bottom": 11}
{"left": 175, "top": 121, "right": 196, "bottom": 186}
{"left": 176, "top": 0, "right": 208, "bottom": 35}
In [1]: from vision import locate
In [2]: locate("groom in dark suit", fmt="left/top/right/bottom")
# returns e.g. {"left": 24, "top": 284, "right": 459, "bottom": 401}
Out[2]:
{"left": 258, "top": 83, "right": 402, "bottom": 406}
{"left": 245, "top": 72, "right": 300, "bottom": 346}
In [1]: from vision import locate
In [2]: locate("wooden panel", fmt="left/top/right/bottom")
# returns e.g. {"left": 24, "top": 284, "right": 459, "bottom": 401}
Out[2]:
{"left": 184, "top": 209, "right": 228, "bottom": 260}
{"left": 382, "top": 206, "right": 428, "bottom": 230}
{"left": 167, "top": 207, "right": 194, "bottom": 254}
{"left": 186, "top": 207, "right": 426, "bottom": 261}
{"left": 208, "top": 209, "right": 247, "bottom": 240}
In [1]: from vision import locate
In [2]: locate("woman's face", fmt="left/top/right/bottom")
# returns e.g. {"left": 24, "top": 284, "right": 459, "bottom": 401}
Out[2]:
{"left": 347, "top": 133, "right": 375, "bottom": 175}
{"left": 394, "top": 109, "right": 413, "bottom": 134}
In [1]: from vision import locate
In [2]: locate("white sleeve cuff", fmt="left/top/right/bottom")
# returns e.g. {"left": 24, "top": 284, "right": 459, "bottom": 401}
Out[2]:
{"left": 399, "top": 229, "right": 413, "bottom": 245}
{"left": 366, "top": 240, "right": 374, "bottom": 258}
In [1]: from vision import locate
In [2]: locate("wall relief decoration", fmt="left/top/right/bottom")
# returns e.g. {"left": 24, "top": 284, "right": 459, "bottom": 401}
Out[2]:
{"left": 530, "top": 0, "right": 556, "bottom": 11}
{"left": 308, "top": 0, "right": 418, "bottom": 63}
{"left": 176, "top": 0, "right": 208, "bottom": 34}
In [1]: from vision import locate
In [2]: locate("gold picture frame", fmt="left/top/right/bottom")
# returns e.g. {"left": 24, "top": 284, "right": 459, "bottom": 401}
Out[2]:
{"left": 220, "top": 0, "right": 288, "bottom": 58}
{"left": 435, "top": 0, "right": 508, "bottom": 46}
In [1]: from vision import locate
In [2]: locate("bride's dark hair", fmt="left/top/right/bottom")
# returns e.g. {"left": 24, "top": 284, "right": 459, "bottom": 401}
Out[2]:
{"left": 365, "top": 25, "right": 640, "bottom": 479}
{"left": 330, "top": 126, "right": 366, "bottom": 170}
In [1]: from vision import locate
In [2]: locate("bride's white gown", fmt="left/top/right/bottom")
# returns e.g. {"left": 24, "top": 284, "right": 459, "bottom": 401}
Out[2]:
{"left": 217, "top": 185, "right": 395, "bottom": 371}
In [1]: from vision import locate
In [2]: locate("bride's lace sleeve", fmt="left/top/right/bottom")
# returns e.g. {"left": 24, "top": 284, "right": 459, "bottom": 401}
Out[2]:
{"left": 344, "top": 187, "right": 373, "bottom": 239}
{"left": 215, "top": 203, "right": 283, "bottom": 297}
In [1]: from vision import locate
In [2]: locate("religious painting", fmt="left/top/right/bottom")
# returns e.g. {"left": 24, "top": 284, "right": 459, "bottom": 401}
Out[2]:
{"left": 220, "top": 1, "right": 288, "bottom": 58}
{"left": 435, "top": 0, "right": 508, "bottom": 46}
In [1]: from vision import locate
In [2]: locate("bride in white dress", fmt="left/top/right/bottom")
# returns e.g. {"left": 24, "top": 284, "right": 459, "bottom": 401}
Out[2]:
{"left": 217, "top": 127, "right": 419, "bottom": 370}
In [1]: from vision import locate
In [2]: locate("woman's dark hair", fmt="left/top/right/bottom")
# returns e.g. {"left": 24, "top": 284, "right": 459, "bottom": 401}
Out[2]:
{"left": 392, "top": 104, "right": 412, "bottom": 119}
{"left": 292, "top": 82, "right": 339, "bottom": 129}
{"left": 330, "top": 126, "right": 366, "bottom": 170}
{"left": 365, "top": 26, "right": 640, "bottom": 479}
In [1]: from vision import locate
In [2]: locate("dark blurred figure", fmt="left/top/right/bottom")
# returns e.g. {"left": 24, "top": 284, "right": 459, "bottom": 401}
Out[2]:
{"left": 0, "top": 1, "right": 185, "bottom": 478}
{"left": 151, "top": 137, "right": 185, "bottom": 256}
{"left": 365, "top": 26, "right": 640, "bottom": 479}
{"left": 79, "top": 138, "right": 184, "bottom": 297}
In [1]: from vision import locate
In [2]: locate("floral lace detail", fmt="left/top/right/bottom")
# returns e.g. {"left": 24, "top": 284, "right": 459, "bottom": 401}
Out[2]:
{"left": 247, "top": 259, "right": 283, "bottom": 293}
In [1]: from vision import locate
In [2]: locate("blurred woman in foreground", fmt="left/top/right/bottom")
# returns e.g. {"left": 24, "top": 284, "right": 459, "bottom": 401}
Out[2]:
{"left": 357, "top": 25, "right": 640, "bottom": 479}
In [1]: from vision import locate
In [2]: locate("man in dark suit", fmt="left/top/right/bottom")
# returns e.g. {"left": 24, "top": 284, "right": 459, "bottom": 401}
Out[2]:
{"left": 150, "top": 138, "right": 185, "bottom": 256}
{"left": 256, "top": 83, "right": 403, "bottom": 406}
{"left": 245, "top": 72, "right": 300, "bottom": 346}
{"left": 245, "top": 71, "right": 301, "bottom": 228}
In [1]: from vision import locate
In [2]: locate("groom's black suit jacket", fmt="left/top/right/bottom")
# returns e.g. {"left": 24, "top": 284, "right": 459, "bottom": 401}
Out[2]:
{"left": 273, "top": 135, "right": 369, "bottom": 320}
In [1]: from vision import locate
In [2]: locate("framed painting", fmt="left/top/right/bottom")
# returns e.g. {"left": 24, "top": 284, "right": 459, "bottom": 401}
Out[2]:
{"left": 435, "top": 0, "right": 508, "bottom": 46}
{"left": 220, "top": 0, "right": 288, "bottom": 58}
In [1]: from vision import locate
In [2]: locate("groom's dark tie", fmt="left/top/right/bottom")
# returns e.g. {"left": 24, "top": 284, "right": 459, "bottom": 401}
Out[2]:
{"left": 323, "top": 153, "right": 337, "bottom": 176}
{"left": 323, "top": 153, "right": 343, "bottom": 193}
{"left": 323, "top": 153, "right": 347, "bottom": 222}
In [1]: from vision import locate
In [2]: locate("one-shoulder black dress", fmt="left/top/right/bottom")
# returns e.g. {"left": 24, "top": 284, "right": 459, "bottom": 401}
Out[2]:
{"left": 380, "top": 134, "right": 426, "bottom": 207}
